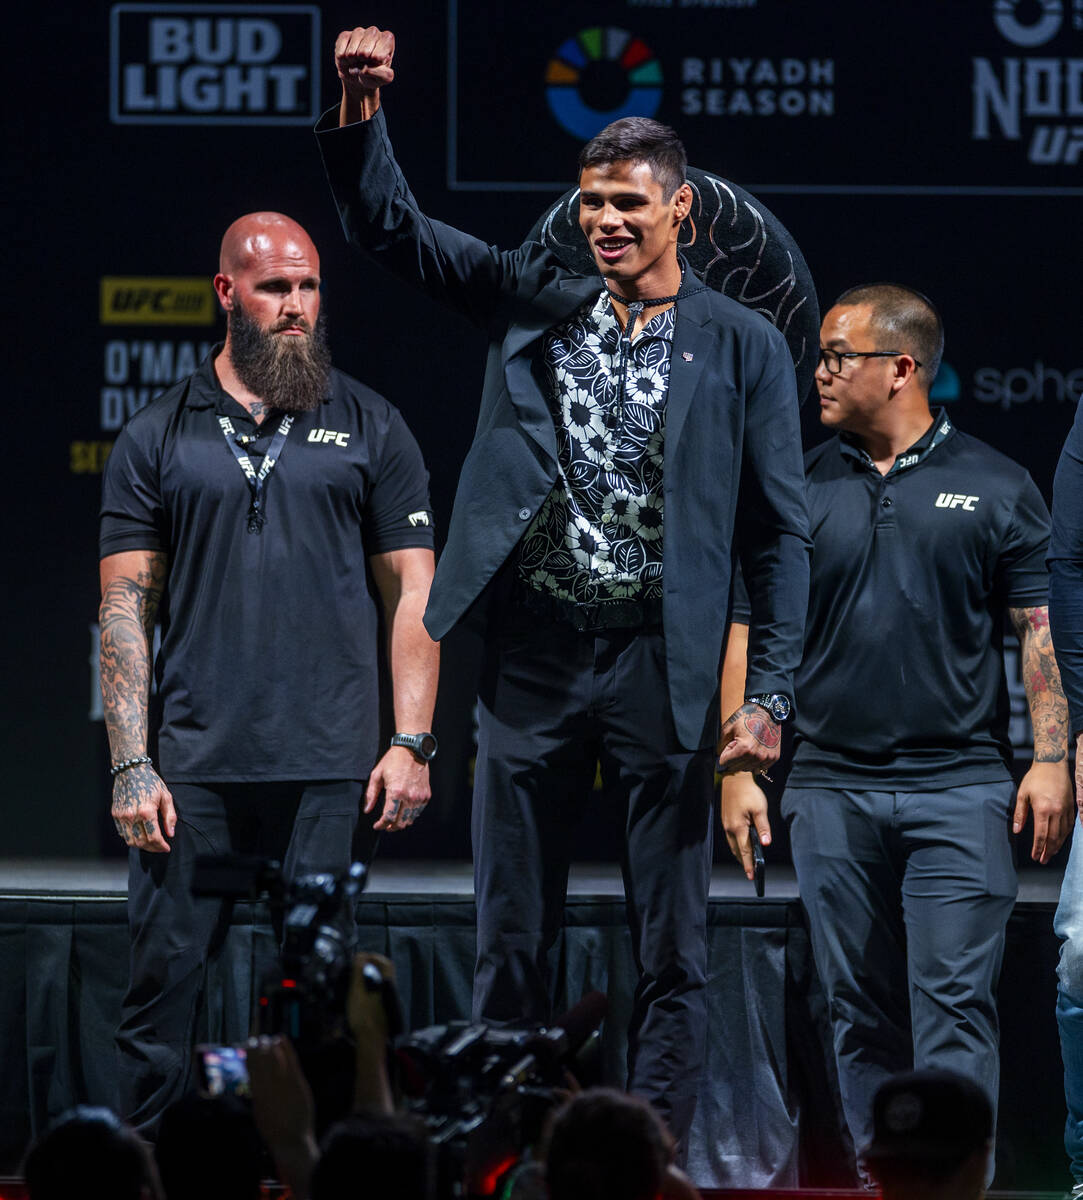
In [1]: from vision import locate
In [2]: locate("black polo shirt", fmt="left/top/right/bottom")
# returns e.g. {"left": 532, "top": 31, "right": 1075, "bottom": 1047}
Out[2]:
{"left": 100, "top": 349, "right": 434, "bottom": 783}
{"left": 784, "top": 412, "right": 1050, "bottom": 788}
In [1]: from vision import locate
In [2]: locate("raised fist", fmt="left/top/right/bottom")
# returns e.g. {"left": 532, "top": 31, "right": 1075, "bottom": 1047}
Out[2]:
{"left": 335, "top": 26, "right": 395, "bottom": 95}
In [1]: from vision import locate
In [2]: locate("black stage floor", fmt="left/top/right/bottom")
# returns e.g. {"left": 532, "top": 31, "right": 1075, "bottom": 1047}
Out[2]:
{"left": 0, "top": 860, "right": 1071, "bottom": 1193}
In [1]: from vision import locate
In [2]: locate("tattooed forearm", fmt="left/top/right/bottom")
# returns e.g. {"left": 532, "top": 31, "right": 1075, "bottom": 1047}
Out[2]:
{"left": 99, "top": 554, "right": 168, "bottom": 761}
{"left": 1010, "top": 605, "right": 1069, "bottom": 763}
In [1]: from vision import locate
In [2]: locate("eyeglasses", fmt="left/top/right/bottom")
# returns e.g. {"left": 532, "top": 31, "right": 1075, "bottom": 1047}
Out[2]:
{"left": 818, "top": 348, "right": 922, "bottom": 376}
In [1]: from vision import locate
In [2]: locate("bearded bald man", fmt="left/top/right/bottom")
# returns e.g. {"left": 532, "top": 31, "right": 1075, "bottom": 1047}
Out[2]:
{"left": 98, "top": 212, "right": 438, "bottom": 1132}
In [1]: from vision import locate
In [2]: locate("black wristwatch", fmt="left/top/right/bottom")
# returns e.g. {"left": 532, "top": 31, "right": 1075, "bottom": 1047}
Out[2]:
{"left": 390, "top": 732, "right": 439, "bottom": 763}
{"left": 745, "top": 693, "right": 792, "bottom": 723}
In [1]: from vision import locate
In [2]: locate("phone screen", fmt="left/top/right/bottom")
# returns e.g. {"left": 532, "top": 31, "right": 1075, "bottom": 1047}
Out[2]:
{"left": 197, "top": 1044, "right": 250, "bottom": 1098}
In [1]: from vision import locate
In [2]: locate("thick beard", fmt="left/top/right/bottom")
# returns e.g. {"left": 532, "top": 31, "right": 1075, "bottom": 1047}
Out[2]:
{"left": 227, "top": 301, "right": 332, "bottom": 413}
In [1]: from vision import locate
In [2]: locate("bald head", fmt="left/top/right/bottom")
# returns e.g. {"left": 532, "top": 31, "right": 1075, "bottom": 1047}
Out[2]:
{"left": 212, "top": 210, "right": 326, "bottom": 412}
{"left": 213, "top": 210, "right": 322, "bottom": 332}
{"left": 219, "top": 212, "right": 319, "bottom": 276}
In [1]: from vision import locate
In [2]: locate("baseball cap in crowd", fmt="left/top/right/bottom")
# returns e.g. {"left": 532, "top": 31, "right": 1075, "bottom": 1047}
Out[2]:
{"left": 864, "top": 1070, "right": 993, "bottom": 1163}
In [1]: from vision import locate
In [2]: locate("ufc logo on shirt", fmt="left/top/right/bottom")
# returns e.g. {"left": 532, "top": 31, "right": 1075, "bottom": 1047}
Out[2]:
{"left": 935, "top": 493, "right": 980, "bottom": 511}
{"left": 307, "top": 429, "right": 350, "bottom": 447}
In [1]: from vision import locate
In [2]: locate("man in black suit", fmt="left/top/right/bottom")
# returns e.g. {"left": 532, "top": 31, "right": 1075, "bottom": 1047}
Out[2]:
{"left": 316, "top": 25, "right": 811, "bottom": 1146}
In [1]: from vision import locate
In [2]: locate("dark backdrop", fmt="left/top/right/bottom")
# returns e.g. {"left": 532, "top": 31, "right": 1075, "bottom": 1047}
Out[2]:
{"left": 8, "top": 0, "right": 1082, "bottom": 859}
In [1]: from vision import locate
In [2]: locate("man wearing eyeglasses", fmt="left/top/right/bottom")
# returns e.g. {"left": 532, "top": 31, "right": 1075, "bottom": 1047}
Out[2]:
{"left": 722, "top": 282, "right": 1072, "bottom": 1184}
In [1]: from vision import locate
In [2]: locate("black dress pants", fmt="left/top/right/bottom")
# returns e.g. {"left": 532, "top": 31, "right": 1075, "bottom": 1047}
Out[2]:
{"left": 472, "top": 611, "right": 715, "bottom": 1147}
{"left": 116, "top": 779, "right": 362, "bottom": 1134}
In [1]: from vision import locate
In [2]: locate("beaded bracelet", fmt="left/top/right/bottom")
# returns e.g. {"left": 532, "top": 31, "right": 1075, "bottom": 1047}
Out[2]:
{"left": 110, "top": 754, "right": 153, "bottom": 778}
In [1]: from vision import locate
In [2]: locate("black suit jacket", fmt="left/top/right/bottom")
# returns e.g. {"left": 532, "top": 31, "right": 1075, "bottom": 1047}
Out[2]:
{"left": 317, "top": 108, "right": 811, "bottom": 749}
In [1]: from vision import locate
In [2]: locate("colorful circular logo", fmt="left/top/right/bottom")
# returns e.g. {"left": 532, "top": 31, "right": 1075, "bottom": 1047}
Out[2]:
{"left": 546, "top": 27, "right": 663, "bottom": 141}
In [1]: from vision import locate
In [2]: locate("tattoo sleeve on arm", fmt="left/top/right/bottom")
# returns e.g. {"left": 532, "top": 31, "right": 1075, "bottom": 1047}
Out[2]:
{"left": 1010, "top": 605, "right": 1069, "bottom": 763}
{"left": 99, "top": 554, "right": 168, "bottom": 763}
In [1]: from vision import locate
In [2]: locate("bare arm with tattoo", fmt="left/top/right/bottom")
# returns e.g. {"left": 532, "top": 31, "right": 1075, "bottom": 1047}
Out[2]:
{"left": 100, "top": 550, "right": 176, "bottom": 853}
{"left": 364, "top": 547, "right": 438, "bottom": 832}
{"left": 1009, "top": 604, "right": 1073, "bottom": 863}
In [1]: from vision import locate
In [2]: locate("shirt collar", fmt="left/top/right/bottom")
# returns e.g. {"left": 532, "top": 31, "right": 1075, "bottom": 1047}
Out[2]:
{"left": 839, "top": 408, "right": 955, "bottom": 476}
{"left": 182, "top": 344, "right": 232, "bottom": 411}
{"left": 182, "top": 343, "right": 334, "bottom": 417}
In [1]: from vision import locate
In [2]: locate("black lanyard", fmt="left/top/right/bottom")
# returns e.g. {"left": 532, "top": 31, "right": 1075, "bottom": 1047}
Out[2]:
{"left": 848, "top": 410, "right": 955, "bottom": 478}
{"left": 218, "top": 413, "right": 293, "bottom": 533}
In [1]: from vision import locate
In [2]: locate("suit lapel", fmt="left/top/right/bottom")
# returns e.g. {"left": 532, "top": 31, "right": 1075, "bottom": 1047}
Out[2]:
{"left": 502, "top": 273, "right": 602, "bottom": 465}
{"left": 666, "top": 290, "right": 715, "bottom": 451}
{"left": 501, "top": 273, "right": 602, "bottom": 365}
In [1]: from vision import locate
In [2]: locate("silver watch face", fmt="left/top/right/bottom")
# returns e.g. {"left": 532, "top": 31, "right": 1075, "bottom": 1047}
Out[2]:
{"left": 750, "top": 694, "right": 790, "bottom": 722}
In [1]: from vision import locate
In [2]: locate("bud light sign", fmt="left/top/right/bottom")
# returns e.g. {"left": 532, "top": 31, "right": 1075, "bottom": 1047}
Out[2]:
{"left": 110, "top": 4, "right": 320, "bottom": 124}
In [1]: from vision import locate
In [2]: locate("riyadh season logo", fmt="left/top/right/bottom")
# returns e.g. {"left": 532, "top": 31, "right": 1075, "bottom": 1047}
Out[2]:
{"left": 972, "top": 0, "right": 1083, "bottom": 165}
{"left": 546, "top": 28, "right": 663, "bottom": 140}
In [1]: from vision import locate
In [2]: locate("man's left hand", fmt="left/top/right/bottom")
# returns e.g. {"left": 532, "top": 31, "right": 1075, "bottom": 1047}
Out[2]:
{"left": 1013, "top": 759, "right": 1073, "bottom": 864}
{"left": 365, "top": 746, "right": 430, "bottom": 831}
{"left": 718, "top": 701, "right": 782, "bottom": 776}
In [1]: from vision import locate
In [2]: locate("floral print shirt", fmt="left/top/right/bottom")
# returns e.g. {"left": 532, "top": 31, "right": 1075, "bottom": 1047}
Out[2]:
{"left": 517, "top": 290, "right": 674, "bottom": 606}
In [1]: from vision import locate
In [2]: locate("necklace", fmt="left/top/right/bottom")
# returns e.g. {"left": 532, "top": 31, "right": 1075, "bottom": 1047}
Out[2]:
{"left": 605, "top": 272, "right": 708, "bottom": 309}
{"left": 607, "top": 257, "right": 703, "bottom": 307}
{"left": 606, "top": 287, "right": 683, "bottom": 308}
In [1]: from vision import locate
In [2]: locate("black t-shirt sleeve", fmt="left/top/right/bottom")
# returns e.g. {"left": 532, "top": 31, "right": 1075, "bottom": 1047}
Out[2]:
{"left": 364, "top": 409, "right": 436, "bottom": 555}
{"left": 99, "top": 423, "right": 167, "bottom": 558}
{"left": 994, "top": 473, "right": 1051, "bottom": 609}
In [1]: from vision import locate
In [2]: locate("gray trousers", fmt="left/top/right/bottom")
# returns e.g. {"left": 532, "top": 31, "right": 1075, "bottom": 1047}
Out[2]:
{"left": 783, "top": 782, "right": 1017, "bottom": 1179}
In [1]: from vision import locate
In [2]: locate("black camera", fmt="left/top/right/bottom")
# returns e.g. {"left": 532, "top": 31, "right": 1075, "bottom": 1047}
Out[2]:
{"left": 190, "top": 854, "right": 607, "bottom": 1195}
{"left": 191, "top": 854, "right": 382, "bottom": 1036}
{"left": 191, "top": 854, "right": 398, "bottom": 1125}
{"left": 395, "top": 992, "right": 607, "bottom": 1197}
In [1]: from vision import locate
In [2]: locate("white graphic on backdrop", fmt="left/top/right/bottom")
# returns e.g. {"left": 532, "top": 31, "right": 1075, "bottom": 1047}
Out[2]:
{"left": 973, "top": 0, "right": 1083, "bottom": 164}
{"left": 994, "top": 0, "right": 1063, "bottom": 47}
{"left": 110, "top": 4, "right": 320, "bottom": 124}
